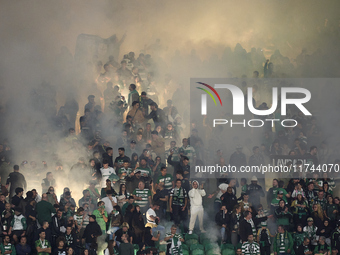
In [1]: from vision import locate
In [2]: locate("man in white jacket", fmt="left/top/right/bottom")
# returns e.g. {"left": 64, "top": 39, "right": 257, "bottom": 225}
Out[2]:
{"left": 188, "top": 180, "right": 206, "bottom": 234}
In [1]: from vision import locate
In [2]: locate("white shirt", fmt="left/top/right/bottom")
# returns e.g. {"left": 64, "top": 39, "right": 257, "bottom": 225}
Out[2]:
{"left": 188, "top": 188, "right": 206, "bottom": 207}
{"left": 100, "top": 167, "right": 116, "bottom": 187}
{"left": 146, "top": 208, "right": 156, "bottom": 224}
{"left": 102, "top": 196, "right": 117, "bottom": 214}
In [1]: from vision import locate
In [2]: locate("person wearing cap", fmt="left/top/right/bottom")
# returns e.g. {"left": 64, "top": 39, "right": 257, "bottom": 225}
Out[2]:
{"left": 257, "top": 221, "right": 274, "bottom": 255}
{"left": 125, "top": 140, "right": 139, "bottom": 159}
{"left": 127, "top": 101, "right": 144, "bottom": 125}
{"left": 82, "top": 214, "right": 102, "bottom": 250}
{"left": 273, "top": 225, "right": 293, "bottom": 255}
{"left": 247, "top": 176, "right": 265, "bottom": 208}
{"left": 8, "top": 207, "right": 26, "bottom": 244}
{"left": 188, "top": 180, "right": 206, "bottom": 234}
{"left": 241, "top": 234, "right": 260, "bottom": 255}
{"left": 304, "top": 217, "right": 318, "bottom": 247}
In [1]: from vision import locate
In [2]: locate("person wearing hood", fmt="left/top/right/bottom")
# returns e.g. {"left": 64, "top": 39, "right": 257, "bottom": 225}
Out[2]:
{"left": 188, "top": 180, "right": 206, "bottom": 234}
{"left": 82, "top": 215, "right": 102, "bottom": 250}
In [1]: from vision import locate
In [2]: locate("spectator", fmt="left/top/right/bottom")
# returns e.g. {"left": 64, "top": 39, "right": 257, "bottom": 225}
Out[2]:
{"left": 6, "top": 165, "right": 27, "bottom": 198}
{"left": 36, "top": 193, "right": 56, "bottom": 225}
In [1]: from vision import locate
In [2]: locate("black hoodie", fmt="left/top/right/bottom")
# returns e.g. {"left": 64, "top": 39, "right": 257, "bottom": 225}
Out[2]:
{"left": 83, "top": 221, "right": 102, "bottom": 244}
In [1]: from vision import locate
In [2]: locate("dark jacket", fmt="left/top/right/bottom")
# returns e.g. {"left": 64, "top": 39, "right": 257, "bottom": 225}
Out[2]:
{"left": 215, "top": 210, "right": 230, "bottom": 227}
{"left": 6, "top": 172, "right": 27, "bottom": 197}
{"left": 119, "top": 242, "right": 134, "bottom": 255}
{"left": 167, "top": 155, "right": 190, "bottom": 180}
{"left": 102, "top": 153, "right": 114, "bottom": 168}
{"left": 146, "top": 108, "right": 166, "bottom": 128}
{"left": 15, "top": 243, "right": 32, "bottom": 255}
{"left": 221, "top": 192, "right": 237, "bottom": 212}
{"left": 51, "top": 215, "right": 64, "bottom": 237}
{"left": 247, "top": 183, "right": 265, "bottom": 207}
{"left": 83, "top": 221, "right": 102, "bottom": 244}
{"left": 239, "top": 218, "right": 252, "bottom": 242}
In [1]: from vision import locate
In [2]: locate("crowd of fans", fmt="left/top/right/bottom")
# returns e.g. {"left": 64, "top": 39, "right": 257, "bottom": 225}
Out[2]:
{"left": 1, "top": 37, "right": 340, "bottom": 255}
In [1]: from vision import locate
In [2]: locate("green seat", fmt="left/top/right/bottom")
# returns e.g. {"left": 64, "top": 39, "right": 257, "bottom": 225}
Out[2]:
{"left": 221, "top": 243, "right": 235, "bottom": 251}
{"left": 222, "top": 248, "right": 235, "bottom": 255}
{"left": 190, "top": 244, "right": 204, "bottom": 251}
{"left": 183, "top": 250, "right": 190, "bottom": 255}
{"left": 206, "top": 250, "right": 220, "bottom": 255}
{"left": 200, "top": 233, "right": 209, "bottom": 242}
{"left": 201, "top": 239, "right": 211, "bottom": 246}
{"left": 185, "top": 233, "right": 199, "bottom": 241}
{"left": 182, "top": 244, "right": 189, "bottom": 251}
{"left": 185, "top": 239, "right": 199, "bottom": 246}
{"left": 191, "top": 249, "right": 205, "bottom": 255}
{"left": 204, "top": 243, "right": 219, "bottom": 252}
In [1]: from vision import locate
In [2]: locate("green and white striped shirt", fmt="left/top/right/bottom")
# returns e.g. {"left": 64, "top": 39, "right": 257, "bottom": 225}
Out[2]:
{"left": 135, "top": 166, "right": 152, "bottom": 177}
{"left": 241, "top": 241, "right": 260, "bottom": 255}
{"left": 133, "top": 188, "right": 151, "bottom": 208}
{"left": 157, "top": 174, "right": 173, "bottom": 190}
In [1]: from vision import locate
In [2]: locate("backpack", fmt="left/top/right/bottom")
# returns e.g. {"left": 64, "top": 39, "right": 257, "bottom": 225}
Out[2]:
{"left": 259, "top": 229, "right": 270, "bottom": 247}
